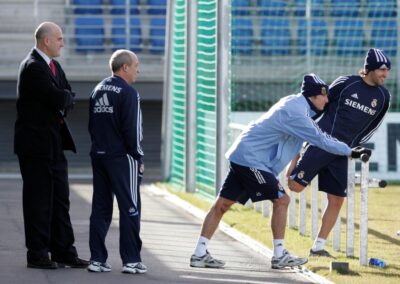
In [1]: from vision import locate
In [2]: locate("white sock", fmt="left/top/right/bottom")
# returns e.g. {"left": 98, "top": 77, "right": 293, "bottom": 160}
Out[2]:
{"left": 194, "top": 236, "right": 209, "bottom": 257}
{"left": 312, "top": 237, "right": 327, "bottom": 251}
{"left": 273, "top": 239, "right": 285, "bottom": 258}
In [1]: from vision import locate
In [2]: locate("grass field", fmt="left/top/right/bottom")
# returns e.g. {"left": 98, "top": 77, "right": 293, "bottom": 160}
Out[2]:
{"left": 159, "top": 183, "right": 400, "bottom": 284}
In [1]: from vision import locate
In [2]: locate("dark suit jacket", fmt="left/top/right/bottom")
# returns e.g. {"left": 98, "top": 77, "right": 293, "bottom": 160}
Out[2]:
{"left": 14, "top": 48, "right": 76, "bottom": 159}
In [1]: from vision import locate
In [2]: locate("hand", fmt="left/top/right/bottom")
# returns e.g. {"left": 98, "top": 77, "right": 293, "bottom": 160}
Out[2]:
{"left": 64, "top": 91, "right": 75, "bottom": 107}
{"left": 351, "top": 146, "right": 372, "bottom": 159}
{"left": 64, "top": 89, "right": 76, "bottom": 98}
{"left": 63, "top": 92, "right": 75, "bottom": 117}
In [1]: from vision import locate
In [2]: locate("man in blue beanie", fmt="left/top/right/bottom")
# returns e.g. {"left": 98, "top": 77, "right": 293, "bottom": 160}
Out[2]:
{"left": 288, "top": 48, "right": 391, "bottom": 258}
{"left": 190, "top": 73, "right": 370, "bottom": 269}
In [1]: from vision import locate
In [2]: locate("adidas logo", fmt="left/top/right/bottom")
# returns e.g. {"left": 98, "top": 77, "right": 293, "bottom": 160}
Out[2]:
{"left": 379, "top": 63, "right": 389, "bottom": 70}
{"left": 128, "top": 206, "right": 138, "bottom": 216}
{"left": 93, "top": 93, "right": 114, "bottom": 113}
{"left": 350, "top": 93, "right": 359, "bottom": 99}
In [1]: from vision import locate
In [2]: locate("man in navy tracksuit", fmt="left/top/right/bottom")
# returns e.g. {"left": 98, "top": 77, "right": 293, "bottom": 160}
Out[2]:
{"left": 288, "top": 48, "right": 391, "bottom": 257}
{"left": 87, "top": 50, "right": 146, "bottom": 274}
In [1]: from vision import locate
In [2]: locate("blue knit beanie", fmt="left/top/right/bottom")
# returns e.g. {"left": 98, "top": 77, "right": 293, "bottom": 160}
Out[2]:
{"left": 364, "top": 48, "right": 391, "bottom": 71}
{"left": 301, "top": 73, "right": 329, "bottom": 97}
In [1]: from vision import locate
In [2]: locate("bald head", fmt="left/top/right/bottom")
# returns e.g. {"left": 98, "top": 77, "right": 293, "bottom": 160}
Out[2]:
{"left": 110, "top": 49, "right": 139, "bottom": 84}
{"left": 35, "top": 22, "right": 64, "bottom": 58}
{"left": 35, "top": 22, "right": 60, "bottom": 44}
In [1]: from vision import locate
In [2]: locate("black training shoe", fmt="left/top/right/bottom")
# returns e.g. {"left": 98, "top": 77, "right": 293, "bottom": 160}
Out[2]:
{"left": 53, "top": 257, "right": 89, "bottom": 268}
{"left": 309, "top": 249, "right": 335, "bottom": 258}
{"left": 27, "top": 257, "right": 58, "bottom": 269}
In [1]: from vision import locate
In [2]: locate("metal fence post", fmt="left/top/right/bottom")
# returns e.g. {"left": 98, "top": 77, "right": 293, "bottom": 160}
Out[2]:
{"left": 299, "top": 191, "right": 307, "bottom": 236}
{"left": 216, "top": 0, "right": 230, "bottom": 194}
{"left": 346, "top": 157, "right": 356, "bottom": 256}
{"left": 311, "top": 176, "right": 319, "bottom": 240}
{"left": 161, "top": 0, "right": 176, "bottom": 181}
{"left": 185, "top": 0, "right": 197, "bottom": 192}
{"left": 359, "top": 155, "right": 370, "bottom": 265}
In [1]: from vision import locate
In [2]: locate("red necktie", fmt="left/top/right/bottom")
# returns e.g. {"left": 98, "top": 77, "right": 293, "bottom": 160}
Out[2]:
{"left": 49, "top": 60, "right": 56, "bottom": 76}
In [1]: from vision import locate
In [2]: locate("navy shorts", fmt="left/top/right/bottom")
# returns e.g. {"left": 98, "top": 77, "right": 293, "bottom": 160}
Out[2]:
{"left": 290, "top": 145, "right": 348, "bottom": 197}
{"left": 219, "top": 162, "right": 286, "bottom": 205}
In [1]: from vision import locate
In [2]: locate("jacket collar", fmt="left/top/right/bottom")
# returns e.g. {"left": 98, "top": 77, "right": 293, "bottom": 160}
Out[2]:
{"left": 31, "top": 48, "right": 59, "bottom": 84}
{"left": 33, "top": 47, "right": 51, "bottom": 65}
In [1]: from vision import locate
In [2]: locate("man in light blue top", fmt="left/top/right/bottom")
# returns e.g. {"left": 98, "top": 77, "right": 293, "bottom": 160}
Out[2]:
{"left": 190, "top": 74, "right": 371, "bottom": 270}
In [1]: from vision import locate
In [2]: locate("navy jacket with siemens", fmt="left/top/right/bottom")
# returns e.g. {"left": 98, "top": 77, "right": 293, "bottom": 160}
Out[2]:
{"left": 318, "top": 75, "right": 390, "bottom": 147}
{"left": 89, "top": 75, "right": 143, "bottom": 160}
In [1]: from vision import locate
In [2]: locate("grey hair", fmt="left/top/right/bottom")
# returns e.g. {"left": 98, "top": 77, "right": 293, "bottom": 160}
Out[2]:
{"left": 109, "top": 49, "right": 135, "bottom": 72}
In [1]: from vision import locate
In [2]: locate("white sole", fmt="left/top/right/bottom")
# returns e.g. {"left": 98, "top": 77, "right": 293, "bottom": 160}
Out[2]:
{"left": 190, "top": 261, "right": 224, "bottom": 268}
{"left": 122, "top": 268, "right": 147, "bottom": 274}
{"left": 87, "top": 265, "right": 111, "bottom": 272}
{"left": 271, "top": 259, "right": 308, "bottom": 269}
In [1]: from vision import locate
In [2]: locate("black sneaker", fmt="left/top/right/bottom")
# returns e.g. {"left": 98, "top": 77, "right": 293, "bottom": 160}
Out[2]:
{"left": 27, "top": 257, "right": 58, "bottom": 269}
{"left": 309, "top": 249, "right": 335, "bottom": 258}
{"left": 52, "top": 257, "right": 89, "bottom": 268}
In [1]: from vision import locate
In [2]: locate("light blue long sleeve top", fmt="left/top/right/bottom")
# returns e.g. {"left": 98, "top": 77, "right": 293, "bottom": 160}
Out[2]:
{"left": 226, "top": 94, "right": 352, "bottom": 177}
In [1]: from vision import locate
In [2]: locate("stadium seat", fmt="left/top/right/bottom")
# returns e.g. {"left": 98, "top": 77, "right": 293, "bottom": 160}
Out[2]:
{"left": 149, "top": 18, "right": 166, "bottom": 54}
{"left": 297, "top": 19, "right": 328, "bottom": 55}
{"left": 260, "top": 19, "right": 291, "bottom": 55}
{"left": 330, "top": 0, "right": 360, "bottom": 17}
{"left": 147, "top": 0, "right": 167, "bottom": 15}
{"left": 110, "top": 0, "right": 140, "bottom": 15}
{"left": 73, "top": 0, "right": 102, "bottom": 15}
{"left": 334, "top": 19, "right": 365, "bottom": 55}
{"left": 258, "top": 0, "right": 288, "bottom": 16}
{"left": 370, "top": 20, "right": 397, "bottom": 56}
{"left": 367, "top": 0, "right": 396, "bottom": 17}
{"left": 231, "top": 19, "right": 254, "bottom": 55}
{"left": 75, "top": 17, "right": 105, "bottom": 52}
{"left": 111, "top": 17, "right": 142, "bottom": 52}
{"left": 232, "top": 0, "right": 251, "bottom": 16}
{"left": 293, "top": 0, "right": 324, "bottom": 17}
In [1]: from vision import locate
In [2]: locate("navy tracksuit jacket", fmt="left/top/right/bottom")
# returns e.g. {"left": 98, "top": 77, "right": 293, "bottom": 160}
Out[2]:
{"left": 88, "top": 75, "right": 143, "bottom": 264}
{"left": 319, "top": 75, "right": 390, "bottom": 146}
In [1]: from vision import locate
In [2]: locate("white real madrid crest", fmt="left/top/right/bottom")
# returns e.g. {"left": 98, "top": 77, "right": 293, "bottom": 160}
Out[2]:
{"left": 371, "top": 99, "right": 377, "bottom": 108}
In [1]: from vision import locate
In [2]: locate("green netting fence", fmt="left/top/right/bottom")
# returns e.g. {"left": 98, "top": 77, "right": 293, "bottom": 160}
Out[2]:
{"left": 169, "top": 0, "right": 187, "bottom": 186}
{"left": 195, "top": 0, "right": 218, "bottom": 198}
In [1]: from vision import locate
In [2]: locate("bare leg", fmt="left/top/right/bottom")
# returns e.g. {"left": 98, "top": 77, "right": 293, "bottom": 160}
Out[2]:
{"left": 271, "top": 194, "right": 290, "bottom": 239}
{"left": 191, "top": 197, "right": 235, "bottom": 266}
{"left": 200, "top": 196, "right": 235, "bottom": 239}
{"left": 318, "top": 194, "right": 344, "bottom": 239}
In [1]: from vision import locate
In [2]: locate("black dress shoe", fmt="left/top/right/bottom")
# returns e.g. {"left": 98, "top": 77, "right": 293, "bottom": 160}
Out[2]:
{"left": 53, "top": 257, "right": 89, "bottom": 268}
{"left": 27, "top": 257, "right": 58, "bottom": 269}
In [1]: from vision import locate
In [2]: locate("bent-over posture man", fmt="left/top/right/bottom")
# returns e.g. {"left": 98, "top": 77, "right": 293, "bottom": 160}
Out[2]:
{"left": 288, "top": 48, "right": 391, "bottom": 257}
{"left": 88, "top": 50, "right": 146, "bottom": 274}
{"left": 190, "top": 74, "right": 371, "bottom": 269}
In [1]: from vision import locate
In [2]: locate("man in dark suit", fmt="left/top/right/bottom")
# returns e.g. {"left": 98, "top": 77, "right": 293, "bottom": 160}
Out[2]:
{"left": 14, "top": 22, "right": 88, "bottom": 269}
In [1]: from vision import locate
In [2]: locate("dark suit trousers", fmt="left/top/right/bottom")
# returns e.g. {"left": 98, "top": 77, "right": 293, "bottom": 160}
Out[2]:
{"left": 18, "top": 153, "right": 77, "bottom": 261}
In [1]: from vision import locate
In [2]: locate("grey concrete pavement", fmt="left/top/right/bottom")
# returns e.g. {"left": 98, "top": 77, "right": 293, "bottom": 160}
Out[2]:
{"left": 0, "top": 179, "right": 311, "bottom": 283}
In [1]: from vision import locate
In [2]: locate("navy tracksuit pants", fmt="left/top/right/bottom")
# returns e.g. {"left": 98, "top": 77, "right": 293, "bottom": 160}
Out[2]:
{"left": 89, "top": 154, "right": 142, "bottom": 264}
